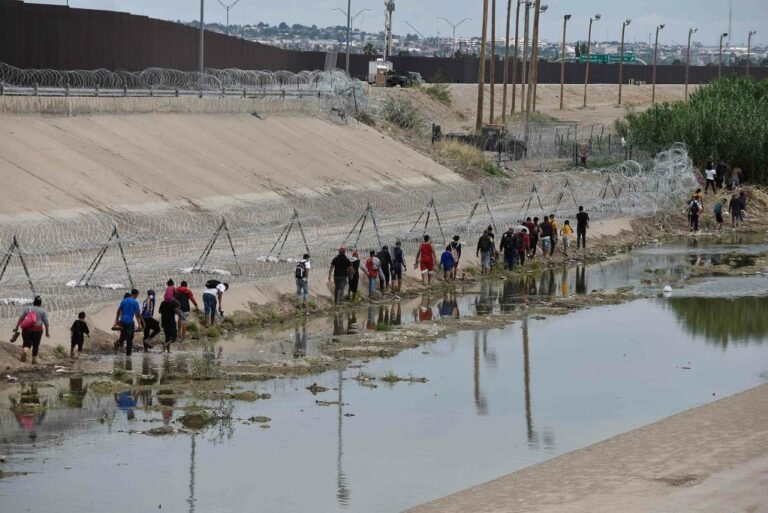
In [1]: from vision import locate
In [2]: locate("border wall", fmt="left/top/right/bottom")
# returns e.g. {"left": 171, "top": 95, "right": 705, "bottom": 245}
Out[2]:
{"left": 2, "top": 0, "right": 767, "bottom": 84}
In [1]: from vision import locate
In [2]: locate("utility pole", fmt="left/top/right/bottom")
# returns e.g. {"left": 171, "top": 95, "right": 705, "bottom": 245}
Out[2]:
{"left": 651, "top": 24, "right": 665, "bottom": 104}
{"left": 618, "top": 19, "right": 631, "bottom": 105}
{"left": 520, "top": 1, "right": 531, "bottom": 116}
{"left": 747, "top": 30, "right": 757, "bottom": 76}
{"left": 685, "top": 27, "right": 697, "bottom": 100}
{"left": 559, "top": 14, "right": 571, "bottom": 110}
{"left": 216, "top": 0, "right": 241, "bottom": 37}
{"left": 199, "top": 0, "right": 205, "bottom": 76}
{"left": 530, "top": 3, "right": 547, "bottom": 112}
{"left": 525, "top": 1, "right": 543, "bottom": 115}
{"left": 489, "top": 0, "right": 497, "bottom": 124}
{"left": 502, "top": 0, "right": 513, "bottom": 123}
{"left": 335, "top": 7, "right": 372, "bottom": 74}
{"left": 718, "top": 32, "right": 728, "bottom": 78}
{"left": 510, "top": 0, "right": 523, "bottom": 114}
{"left": 583, "top": 14, "right": 600, "bottom": 108}
{"left": 476, "top": 0, "right": 489, "bottom": 131}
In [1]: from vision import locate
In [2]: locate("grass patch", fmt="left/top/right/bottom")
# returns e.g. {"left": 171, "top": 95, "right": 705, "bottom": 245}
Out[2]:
{"left": 375, "top": 322, "right": 391, "bottom": 332}
{"left": 424, "top": 83, "right": 452, "bottom": 106}
{"left": 505, "top": 111, "right": 558, "bottom": 124}
{"left": 53, "top": 344, "right": 67, "bottom": 358}
{"left": 186, "top": 321, "right": 199, "bottom": 333}
{"left": 436, "top": 140, "right": 503, "bottom": 177}
{"left": 206, "top": 326, "right": 222, "bottom": 339}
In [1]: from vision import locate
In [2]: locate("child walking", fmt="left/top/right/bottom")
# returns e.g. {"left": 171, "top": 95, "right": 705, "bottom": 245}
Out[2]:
{"left": 70, "top": 311, "right": 90, "bottom": 359}
{"left": 440, "top": 245, "right": 455, "bottom": 281}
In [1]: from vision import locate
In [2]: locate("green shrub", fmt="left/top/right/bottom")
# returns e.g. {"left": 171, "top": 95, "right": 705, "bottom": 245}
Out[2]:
{"left": 622, "top": 77, "right": 768, "bottom": 182}
{"left": 187, "top": 321, "right": 199, "bottom": 333}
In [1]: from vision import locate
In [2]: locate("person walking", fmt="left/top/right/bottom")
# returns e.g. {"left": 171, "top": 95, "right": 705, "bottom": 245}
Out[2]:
{"left": 517, "top": 228, "right": 529, "bottom": 266}
{"left": 363, "top": 250, "right": 381, "bottom": 298}
{"left": 713, "top": 198, "right": 725, "bottom": 231}
{"left": 114, "top": 289, "right": 144, "bottom": 356}
{"left": 476, "top": 230, "right": 493, "bottom": 274}
{"left": 164, "top": 279, "right": 176, "bottom": 303}
{"left": 576, "top": 206, "right": 589, "bottom": 249}
{"left": 175, "top": 281, "right": 199, "bottom": 340}
{"left": 561, "top": 220, "right": 573, "bottom": 256}
{"left": 738, "top": 191, "right": 747, "bottom": 221}
{"left": 391, "top": 241, "right": 406, "bottom": 292}
{"left": 415, "top": 235, "right": 436, "bottom": 285}
{"left": 538, "top": 217, "right": 553, "bottom": 257}
{"left": 348, "top": 251, "right": 361, "bottom": 300}
{"left": 688, "top": 197, "right": 701, "bottom": 231}
{"left": 202, "top": 280, "right": 228, "bottom": 327}
{"left": 449, "top": 236, "right": 462, "bottom": 279}
{"left": 729, "top": 193, "right": 741, "bottom": 228}
{"left": 440, "top": 245, "right": 455, "bottom": 281}
{"left": 141, "top": 289, "right": 161, "bottom": 349}
{"left": 13, "top": 296, "right": 50, "bottom": 364}
{"left": 715, "top": 161, "right": 727, "bottom": 190}
{"left": 158, "top": 295, "right": 180, "bottom": 352}
{"left": 377, "top": 245, "right": 393, "bottom": 293}
{"left": 70, "top": 311, "right": 90, "bottom": 359}
{"left": 548, "top": 215, "right": 559, "bottom": 256}
{"left": 704, "top": 161, "right": 717, "bottom": 194}
{"left": 500, "top": 226, "right": 519, "bottom": 271}
{"left": 295, "top": 253, "right": 311, "bottom": 308}
{"left": 529, "top": 217, "right": 540, "bottom": 257}
{"left": 328, "top": 248, "right": 351, "bottom": 305}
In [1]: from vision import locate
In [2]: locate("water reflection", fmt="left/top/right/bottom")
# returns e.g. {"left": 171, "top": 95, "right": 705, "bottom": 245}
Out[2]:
{"left": 10, "top": 384, "right": 47, "bottom": 439}
{"left": 666, "top": 296, "right": 768, "bottom": 346}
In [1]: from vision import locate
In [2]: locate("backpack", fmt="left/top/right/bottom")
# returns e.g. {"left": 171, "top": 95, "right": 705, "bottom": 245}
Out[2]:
{"left": 142, "top": 297, "right": 155, "bottom": 318}
{"left": 205, "top": 279, "right": 221, "bottom": 289}
{"left": 19, "top": 309, "right": 38, "bottom": 330}
{"left": 295, "top": 261, "right": 306, "bottom": 280}
{"left": 478, "top": 235, "right": 491, "bottom": 252}
{"left": 450, "top": 242, "right": 460, "bottom": 262}
{"left": 175, "top": 291, "right": 190, "bottom": 312}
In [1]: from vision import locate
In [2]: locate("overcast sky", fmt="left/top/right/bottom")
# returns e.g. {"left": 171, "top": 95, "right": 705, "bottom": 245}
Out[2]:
{"left": 30, "top": 0, "right": 768, "bottom": 46}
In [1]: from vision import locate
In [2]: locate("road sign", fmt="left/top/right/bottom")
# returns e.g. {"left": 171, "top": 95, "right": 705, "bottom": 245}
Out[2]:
{"left": 578, "top": 53, "right": 635, "bottom": 64}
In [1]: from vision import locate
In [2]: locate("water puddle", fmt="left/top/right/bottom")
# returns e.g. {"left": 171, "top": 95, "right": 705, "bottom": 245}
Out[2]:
{"left": 2, "top": 236, "right": 768, "bottom": 513}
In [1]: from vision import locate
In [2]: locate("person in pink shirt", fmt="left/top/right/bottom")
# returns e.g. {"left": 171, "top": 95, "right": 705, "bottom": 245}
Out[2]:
{"left": 164, "top": 279, "right": 176, "bottom": 303}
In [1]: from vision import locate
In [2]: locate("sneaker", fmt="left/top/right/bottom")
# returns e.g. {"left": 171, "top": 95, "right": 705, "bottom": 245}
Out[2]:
{"left": 10, "top": 331, "right": 20, "bottom": 343}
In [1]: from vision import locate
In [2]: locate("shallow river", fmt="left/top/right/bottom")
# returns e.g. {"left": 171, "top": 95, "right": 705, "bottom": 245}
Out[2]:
{"left": 2, "top": 236, "right": 768, "bottom": 513}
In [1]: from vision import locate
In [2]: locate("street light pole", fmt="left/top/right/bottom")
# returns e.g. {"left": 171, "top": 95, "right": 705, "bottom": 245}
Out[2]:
{"left": 346, "top": 0, "right": 352, "bottom": 74}
{"left": 477, "top": 0, "right": 490, "bottom": 131}
{"left": 583, "top": 14, "right": 600, "bottom": 108}
{"left": 651, "top": 23, "right": 665, "bottom": 104}
{"left": 216, "top": 0, "right": 241, "bottom": 37}
{"left": 685, "top": 27, "right": 697, "bottom": 100}
{"left": 510, "top": 0, "right": 523, "bottom": 114}
{"left": 199, "top": 0, "right": 205, "bottom": 76}
{"left": 438, "top": 18, "right": 472, "bottom": 55}
{"left": 618, "top": 18, "right": 631, "bottom": 105}
{"left": 559, "top": 14, "right": 571, "bottom": 110}
{"left": 747, "top": 30, "right": 757, "bottom": 76}
{"left": 718, "top": 32, "right": 728, "bottom": 78}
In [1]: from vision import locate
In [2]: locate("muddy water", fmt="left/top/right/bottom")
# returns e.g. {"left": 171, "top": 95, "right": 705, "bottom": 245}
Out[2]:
{"left": 2, "top": 237, "right": 768, "bottom": 513}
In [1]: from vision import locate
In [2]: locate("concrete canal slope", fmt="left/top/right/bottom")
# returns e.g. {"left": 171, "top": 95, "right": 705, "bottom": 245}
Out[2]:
{"left": 406, "top": 382, "right": 768, "bottom": 513}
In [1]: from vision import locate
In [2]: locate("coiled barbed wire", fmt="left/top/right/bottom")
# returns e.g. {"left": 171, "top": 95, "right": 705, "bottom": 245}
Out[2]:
{"left": 0, "top": 145, "right": 696, "bottom": 326}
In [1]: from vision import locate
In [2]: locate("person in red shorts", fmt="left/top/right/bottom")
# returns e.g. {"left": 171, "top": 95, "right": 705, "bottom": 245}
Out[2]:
{"left": 414, "top": 234, "right": 437, "bottom": 285}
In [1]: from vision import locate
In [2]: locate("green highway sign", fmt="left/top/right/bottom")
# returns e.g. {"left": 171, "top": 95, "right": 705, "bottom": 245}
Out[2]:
{"left": 578, "top": 53, "right": 635, "bottom": 64}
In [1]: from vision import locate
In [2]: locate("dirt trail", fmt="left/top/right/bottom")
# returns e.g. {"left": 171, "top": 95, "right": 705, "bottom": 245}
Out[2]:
{"left": 406, "top": 383, "right": 768, "bottom": 513}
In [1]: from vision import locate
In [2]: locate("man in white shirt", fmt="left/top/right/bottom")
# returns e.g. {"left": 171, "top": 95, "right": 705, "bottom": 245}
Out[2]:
{"left": 202, "top": 280, "right": 229, "bottom": 326}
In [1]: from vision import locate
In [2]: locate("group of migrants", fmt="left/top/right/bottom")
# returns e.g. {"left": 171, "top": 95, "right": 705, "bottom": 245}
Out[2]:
{"left": 9, "top": 278, "right": 231, "bottom": 363}
{"left": 293, "top": 207, "right": 591, "bottom": 306}
{"left": 689, "top": 161, "right": 748, "bottom": 231}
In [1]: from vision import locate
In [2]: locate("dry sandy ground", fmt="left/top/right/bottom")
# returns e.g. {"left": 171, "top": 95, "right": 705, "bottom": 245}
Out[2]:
{"left": 406, "top": 382, "right": 768, "bottom": 513}
{"left": 373, "top": 84, "right": 692, "bottom": 134}
{"left": 0, "top": 112, "right": 462, "bottom": 220}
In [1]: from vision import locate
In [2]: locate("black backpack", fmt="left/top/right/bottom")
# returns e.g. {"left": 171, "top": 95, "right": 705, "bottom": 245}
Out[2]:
{"left": 295, "top": 261, "right": 306, "bottom": 280}
{"left": 205, "top": 279, "right": 221, "bottom": 289}
{"left": 175, "top": 291, "right": 190, "bottom": 312}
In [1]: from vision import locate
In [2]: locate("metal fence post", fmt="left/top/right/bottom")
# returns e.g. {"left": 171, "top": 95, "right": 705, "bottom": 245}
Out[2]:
{"left": 95, "top": 84, "right": 99, "bottom": 97}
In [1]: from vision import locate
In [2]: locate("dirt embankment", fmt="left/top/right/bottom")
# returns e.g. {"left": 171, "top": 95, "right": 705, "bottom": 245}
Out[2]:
{"left": 0, "top": 112, "right": 463, "bottom": 221}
